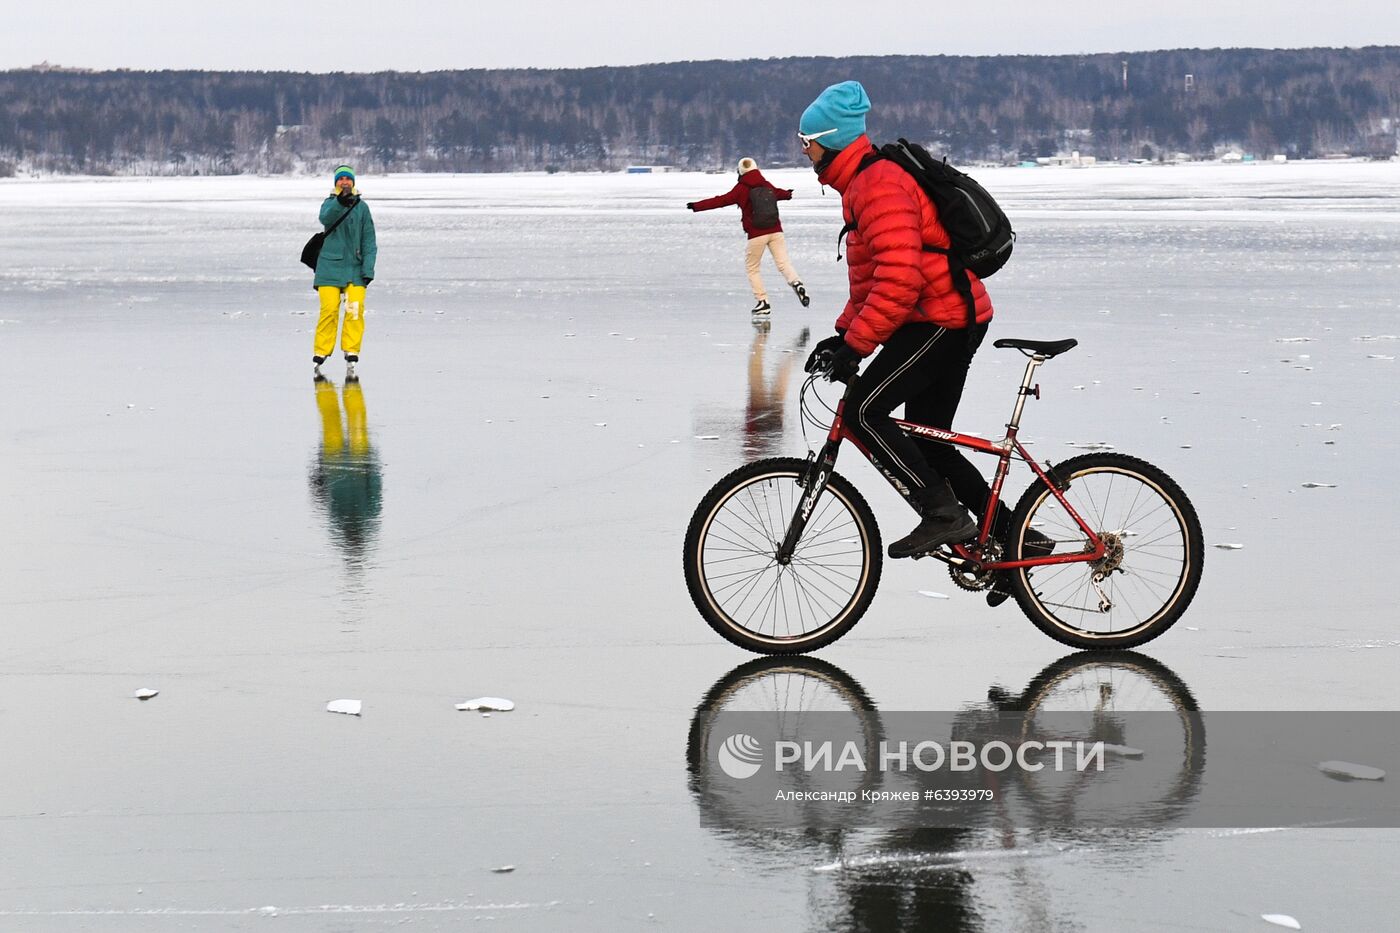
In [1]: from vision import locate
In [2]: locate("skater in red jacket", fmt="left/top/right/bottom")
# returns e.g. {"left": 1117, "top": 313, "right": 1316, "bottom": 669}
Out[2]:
{"left": 688, "top": 157, "right": 811, "bottom": 316}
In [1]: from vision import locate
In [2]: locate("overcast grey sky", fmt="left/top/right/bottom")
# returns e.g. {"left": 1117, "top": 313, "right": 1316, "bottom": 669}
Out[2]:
{"left": 7, "top": 0, "right": 1399, "bottom": 71}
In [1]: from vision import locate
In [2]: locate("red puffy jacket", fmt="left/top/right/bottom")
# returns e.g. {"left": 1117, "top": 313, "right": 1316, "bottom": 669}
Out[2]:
{"left": 819, "top": 134, "right": 994, "bottom": 356}
{"left": 690, "top": 169, "right": 793, "bottom": 238}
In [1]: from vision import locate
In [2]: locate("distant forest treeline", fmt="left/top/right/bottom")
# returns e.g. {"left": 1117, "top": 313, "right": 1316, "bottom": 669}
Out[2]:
{"left": 2, "top": 48, "right": 1399, "bottom": 176}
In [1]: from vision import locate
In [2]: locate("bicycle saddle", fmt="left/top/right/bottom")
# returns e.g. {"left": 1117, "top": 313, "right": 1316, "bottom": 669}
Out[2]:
{"left": 993, "top": 338, "right": 1079, "bottom": 358}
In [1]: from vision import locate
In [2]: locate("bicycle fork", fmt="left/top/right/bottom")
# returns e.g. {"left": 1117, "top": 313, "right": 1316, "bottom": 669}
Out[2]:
{"left": 777, "top": 391, "right": 851, "bottom": 564}
{"left": 777, "top": 437, "right": 842, "bottom": 564}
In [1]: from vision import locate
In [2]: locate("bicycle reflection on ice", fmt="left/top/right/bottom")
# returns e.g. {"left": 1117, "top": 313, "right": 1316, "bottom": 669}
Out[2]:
{"left": 686, "top": 652, "right": 1204, "bottom": 931}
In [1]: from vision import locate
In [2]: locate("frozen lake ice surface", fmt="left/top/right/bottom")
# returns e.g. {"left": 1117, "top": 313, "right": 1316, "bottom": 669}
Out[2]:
{"left": 2, "top": 160, "right": 1398, "bottom": 930}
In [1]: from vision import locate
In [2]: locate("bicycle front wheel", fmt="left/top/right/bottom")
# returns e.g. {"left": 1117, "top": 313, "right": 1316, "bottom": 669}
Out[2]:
{"left": 1007, "top": 453, "right": 1203, "bottom": 649}
{"left": 684, "top": 457, "right": 883, "bottom": 655}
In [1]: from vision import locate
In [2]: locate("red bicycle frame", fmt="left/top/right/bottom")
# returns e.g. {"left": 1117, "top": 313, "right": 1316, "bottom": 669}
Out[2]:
{"left": 793, "top": 350, "right": 1106, "bottom": 574}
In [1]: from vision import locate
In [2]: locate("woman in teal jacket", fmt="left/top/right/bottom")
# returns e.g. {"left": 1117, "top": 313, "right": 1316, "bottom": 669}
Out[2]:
{"left": 313, "top": 165, "right": 377, "bottom": 372}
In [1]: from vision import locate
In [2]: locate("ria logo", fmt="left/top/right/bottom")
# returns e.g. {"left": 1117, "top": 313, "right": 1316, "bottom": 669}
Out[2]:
{"left": 717, "top": 733, "right": 764, "bottom": 779}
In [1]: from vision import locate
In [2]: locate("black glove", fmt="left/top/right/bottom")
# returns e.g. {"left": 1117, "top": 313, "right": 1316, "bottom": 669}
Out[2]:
{"left": 826, "top": 343, "right": 862, "bottom": 383}
{"left": 363, "top": 277, "right": 373, "bottom": 286}
{"left": 804, "top": 333, "right": 847, "bottom": 373}
{"left": 337, "top": 191, "right": 356, "bottom": 206}
{"left": 686, "top": 202, "right": 696, "bottom": 210}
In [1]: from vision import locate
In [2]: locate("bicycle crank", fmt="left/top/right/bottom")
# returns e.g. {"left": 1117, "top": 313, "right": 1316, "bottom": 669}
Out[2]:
{"left": 948, "top": 541, "right": 1000, "bottom": 591}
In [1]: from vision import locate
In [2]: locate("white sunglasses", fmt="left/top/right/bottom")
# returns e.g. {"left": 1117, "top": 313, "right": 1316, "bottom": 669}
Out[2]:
{"left": 797, "top": 128, "right": 838, "bottom": 151}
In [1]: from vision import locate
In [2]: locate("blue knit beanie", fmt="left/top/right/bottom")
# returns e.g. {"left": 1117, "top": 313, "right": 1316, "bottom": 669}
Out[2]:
{"left": 333, "top": 164, "right": 355, "bottom": 182}
{"left": 799, "top": 81, "right": 871, "bottom": 152}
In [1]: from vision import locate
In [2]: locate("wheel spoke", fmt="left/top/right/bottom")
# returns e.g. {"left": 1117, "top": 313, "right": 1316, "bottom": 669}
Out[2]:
{"left": 693, "top": 467, "right": 875, "bottom": 647}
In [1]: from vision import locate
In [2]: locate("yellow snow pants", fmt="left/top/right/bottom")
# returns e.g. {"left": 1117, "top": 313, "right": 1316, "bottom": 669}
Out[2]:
{"left": 315, "top": 284, "right": 367, "bottom": 358}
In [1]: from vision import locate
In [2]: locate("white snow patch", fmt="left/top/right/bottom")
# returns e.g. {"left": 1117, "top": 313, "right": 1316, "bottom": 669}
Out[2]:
{"left": 1301, "top": 482, "right": 1336, "bottom": 489}
{"left": 133, "top": 688, "right": 159, "bottom": 700}
{"left": 1261, "top": 914, "right": 1302, "bottom": 930}
{"left": 327, "top": 699, "right": 362, "bottom": 716}
{"left": 1212, "top": 543, "right": 1244, "bottom": 550}
{"left": 917, "top": 591, "right": 950, "bottom": 600}
{"left": 457, "top": 697, "right": 515, "bottom": 712}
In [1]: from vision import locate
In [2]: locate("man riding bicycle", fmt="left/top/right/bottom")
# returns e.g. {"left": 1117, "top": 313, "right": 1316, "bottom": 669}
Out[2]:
{"left": 799, "top": 80, "right": 1002, "bottom": 563}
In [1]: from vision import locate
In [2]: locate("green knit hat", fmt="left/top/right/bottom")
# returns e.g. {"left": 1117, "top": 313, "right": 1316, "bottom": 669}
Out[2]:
{"left": 333, "top": 165, "right": 355, "bottom": 182}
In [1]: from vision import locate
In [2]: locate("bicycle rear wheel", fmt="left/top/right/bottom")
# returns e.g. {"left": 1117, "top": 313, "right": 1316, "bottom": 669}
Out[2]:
{"left": 684, "top": 457, "right": 882, "bottom": 654}
{"left": 1006, "top": 453, "right": 1203, "bottom": 649}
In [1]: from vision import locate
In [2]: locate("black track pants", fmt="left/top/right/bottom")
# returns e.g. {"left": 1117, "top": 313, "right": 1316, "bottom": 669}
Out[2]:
{"left": 845, "top": 322, "right": 991, "bottom": 514}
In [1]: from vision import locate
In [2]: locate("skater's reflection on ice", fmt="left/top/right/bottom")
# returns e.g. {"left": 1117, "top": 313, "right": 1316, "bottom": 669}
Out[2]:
{"left": 309, "top": 375, "right": 383, "bottom": 580}
{"left": 744, "top": 321, "right": 810, "bottom": 457}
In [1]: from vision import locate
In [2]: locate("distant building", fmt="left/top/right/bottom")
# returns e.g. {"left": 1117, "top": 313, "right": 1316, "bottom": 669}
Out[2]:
{"left": 27, "top": 61, "right": 91, "bottom": 73}
{"left": 625, "top": 165, "right": 672, "bottom": 174}
{"left": 1037, "top": 151, "right": 1096, "bottom": 167}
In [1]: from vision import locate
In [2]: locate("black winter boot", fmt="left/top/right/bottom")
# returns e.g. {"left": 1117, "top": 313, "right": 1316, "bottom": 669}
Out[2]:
{"left": 888, "top": 482, "right": 979, "bottom": 559}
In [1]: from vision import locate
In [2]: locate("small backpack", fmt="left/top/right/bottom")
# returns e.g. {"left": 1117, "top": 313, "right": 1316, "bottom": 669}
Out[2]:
{"left": 748, "top": 186, "right": 780, "bottom": 228}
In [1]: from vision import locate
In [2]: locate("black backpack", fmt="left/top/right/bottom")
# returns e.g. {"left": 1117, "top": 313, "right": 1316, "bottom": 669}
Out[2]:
{"left": 847, "top": 139, "right": 1015, "bottom": 330}
{"left": 748, "top": 186, "right": 780, "bottom": 228}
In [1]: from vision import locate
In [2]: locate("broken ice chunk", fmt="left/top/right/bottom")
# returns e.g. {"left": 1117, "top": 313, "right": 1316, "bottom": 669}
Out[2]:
{"left": 133, "top": 688, "right": 159, "bottom": 700}
{"left": 694, "top": 435, "right": 720, "bottom": 441}
{"left": 917, "top": 591, "right": 950, "bottom": 600}
{"left": 492, "top": 865, "right": 516, "bottom": 873}
{"left": 327, "top": 699, "right": 362, "bottom": 716}
{"left": 1212, "top": 543, "right": 1244, "bottom": 550}
{"left": 1275, "top": 337, "right": 1312, "bottom": 343}
{"left": 1317, "top": 761, "right": 1385, "bottom": 781}
{"left": 457, "top": 697, "right": 515, "bottom": 712}
{"left": 1099, "top": 744, "right": 1145, "bottom": 758}
{"left": 1261, "top": 914, "right": 1301, "bottom": 930}
{"left": 1301, "top": 482, "right": 1336, "bottom": 489}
